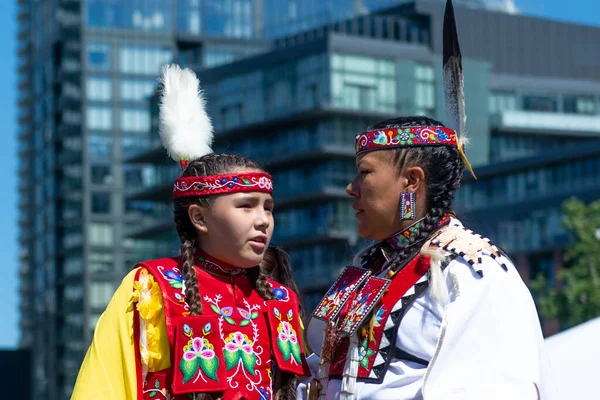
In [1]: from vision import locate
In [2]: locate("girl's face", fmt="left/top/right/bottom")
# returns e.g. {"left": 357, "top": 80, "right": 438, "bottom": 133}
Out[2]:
{"left": 192, "top": 191, "right": 275, "bottom": 268}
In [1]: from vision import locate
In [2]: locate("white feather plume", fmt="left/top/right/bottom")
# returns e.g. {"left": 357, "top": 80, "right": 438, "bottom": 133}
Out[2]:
{"left": 158, "top": 64, "right": 213, "bottom": 162}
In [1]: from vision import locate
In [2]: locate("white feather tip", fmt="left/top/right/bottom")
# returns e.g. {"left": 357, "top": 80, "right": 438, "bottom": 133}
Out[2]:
{"left": 158, "top": 64, "right": 214, "bottom": 163}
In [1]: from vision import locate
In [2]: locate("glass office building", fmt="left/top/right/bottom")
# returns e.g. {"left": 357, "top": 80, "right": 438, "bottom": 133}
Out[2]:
{"left": 17, "top": 1, "right": 600, "bottom": 398}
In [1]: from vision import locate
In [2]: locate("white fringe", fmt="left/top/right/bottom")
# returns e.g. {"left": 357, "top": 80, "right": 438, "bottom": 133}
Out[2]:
{"left": 340, "top": 334, "right": 360, "bottom": 400}
{"left": 139, "top": 314, "right": 149, "bottom": 382}
{"left": 420, "top": 243, "right": 449, "bottom": 305}
{"left": 317, "top": 360, "right": 330, "bottom": 400}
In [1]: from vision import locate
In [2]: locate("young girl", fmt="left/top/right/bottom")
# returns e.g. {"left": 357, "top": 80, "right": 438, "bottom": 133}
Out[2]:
{"left": 72, "top": 65, "right": 308, "bottom": 400}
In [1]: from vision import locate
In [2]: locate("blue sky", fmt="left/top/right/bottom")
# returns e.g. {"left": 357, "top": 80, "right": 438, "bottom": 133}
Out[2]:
{"left": 0, "top": 0, "right": 597, "bottom": 348}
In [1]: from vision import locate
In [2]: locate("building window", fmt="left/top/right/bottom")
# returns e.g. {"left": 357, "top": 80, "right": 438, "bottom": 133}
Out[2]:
{"left": 88, "top": 133, "right": 113, "bottom": 158}
{"left": 120, "top": 78, "right": 158, "bottom": 102}
{"left": 91, "top": 192, "right": 111, "bottom": 214}
{"left": 122, "top": 134, "right": 150, "bottom": 158}
{"left": 64, "top": 256, "right": 83, "bottom": 277}
{"left": 489, "top": 91, "right": 517, "bottom": 114}
{"left": 86, "top": 77, "right": 112, "bottom": 101}
{"left": 124, "top": 165, "right": 143, "bottom": 186}
{"left": 87, "top": 43, "right": 111, "bottom": 70}
{"left": 177, "top": 0, "right": 254, "bottom": 38}
{"left": 204, "top": 47, "right": 235, "bottom": 68}
{"left": 523, "top": 94, "right": 558, "bottom": 112}
{"left": 563, "top": 95, "right": 597, "bottom": 115}
{"left": 119, "top": 45, "right": 172, "bottom": 75}
{"left": 89, "top": 282, "right": 115, "bottom": 309}
{"left": 415, "top": 64, "right": 435, "bottom": 115}
{"left": 91, "top": 164, "right": 114, "bottom": 185}
{"left": 221, "top": 104, "right": 243, "bottom": 129}
{"left": 88, "top": 315, "right": 100, "bottom": 337}
{"left": 88, "top": 223, "right": 114, "bottom": 246}
{"left": 86, "top": 106, "right": 112, "bottom": 130}
{"left": 86, "top": 0, "right": 171, "bottom": 32}
{"left": 89, "top": 252, "right": 113, "bottom": 274}
{"left": 120, "top": 107, "right": 151, "bottom": 132}
{"left": 331, "top": 54, "right": 396, "bottom": 113}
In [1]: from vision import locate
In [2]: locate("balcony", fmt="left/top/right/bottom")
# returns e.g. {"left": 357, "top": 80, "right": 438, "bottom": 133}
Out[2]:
{"left": 275, "top": 185, "right": 348, "bottom": 210}
{"left": 17, "top": 92, "right": 32, "bottom": 107}
{"left": 264, "top": 144, "right": 354, "bottom": 170}
{"left": 125, "top": 140, "right": 166, "bottom": 164}
{"left": 17, "top": 144, "right": 32, "bottom": 158}
{"left": 17, "top": 125, "right": 33, "bottom": 140}
{"left": 276, "top": 227, "right": 356, "bottom": 249}
{"left": 126, "top": 164, "right": 180, "bottom": 202}
{"left": 17, "top": 7, "right": 29, "bottom": 22}
{"left": 17, "top": 76, "right": 31, "bottom": 91}
{"left": 127, "top": 219, "right": 172, "bottom": 242}
{"left": 272, "top": 14, "right": 429, "bottom": 49}
{"left": 492, "top": 111, "right": 600, "bottom": 137}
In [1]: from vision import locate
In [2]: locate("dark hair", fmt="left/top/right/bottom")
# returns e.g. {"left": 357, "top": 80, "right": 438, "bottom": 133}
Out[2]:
{"left": 367, "top": 116, "right": 464, "bottom": 267}
{"left": 173, "top": 152, "right": 296, "bottom": 399}
{"left": 260, "top": 246, "right": 306, "bottom": 319}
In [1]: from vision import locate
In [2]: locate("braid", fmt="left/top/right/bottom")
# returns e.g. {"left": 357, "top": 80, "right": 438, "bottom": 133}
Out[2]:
{"left": 273, "top": 372, "right": 297, "bottom": 400}
{"left": 366, "top": 116, "right": 465, "bottom": 268}
{"left": 181, "top": 238, "right": 203, "bottom": 316}
{"left": 246, "top": 267, "right": 297, "bottom": 399}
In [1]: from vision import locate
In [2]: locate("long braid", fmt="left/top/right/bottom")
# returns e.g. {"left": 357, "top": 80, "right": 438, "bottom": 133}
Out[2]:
{"left": 247, "top": 266, "right": 297, "bottom": 399}
{"left": 181, "top": 237, "right": 203, "bottom": 316}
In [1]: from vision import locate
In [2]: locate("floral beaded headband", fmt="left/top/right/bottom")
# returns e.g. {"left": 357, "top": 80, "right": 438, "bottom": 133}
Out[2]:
{"left": 173, "top": 173, "right": 273, "bottom": 199}
{"left": 158, "top": 64, "right": 273, "bottom": 199}
{"left": 354, "top": 125, "right": 475, "bottom": 178}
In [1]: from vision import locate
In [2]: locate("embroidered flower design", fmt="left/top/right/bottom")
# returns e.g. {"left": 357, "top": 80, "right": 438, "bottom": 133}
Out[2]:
{"left": 179, "top": 323, "right": 220, "bottom": 383}
{"left": 258, "top": 176, "right": 272, "bottom": 190}
{"left": 210, "top": 305, "right": 237, "bottom": 325}
{"left": 399, "top": 129, "right": 411, "bottom": 142}
{"left": 373, "top": 131, "right": 388, "bottom": 145}
{"left": 273, "top": 287, "right": 287, "bottom": 300}
{"left": 164, "top": 269, "right": 183, "bottom": 289}
{"left": 274, "top": 307, "right": 302, "bottom": 364}
{"left": 237, "top": 307, "right": 259, "bottom": 327}
{"left": 436, "top": 129, "right": 449, "bottom": 141}
{"left": 259, "top": 387, "right": 270, "bottom": 400}
{"left": 223, "top": 332, "right": 257, "bottom": 375}
{"left": 358, "top": 337, "right": 376, "bottom": 369}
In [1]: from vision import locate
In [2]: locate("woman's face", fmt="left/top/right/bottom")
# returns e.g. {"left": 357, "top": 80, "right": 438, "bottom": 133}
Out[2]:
{"left": 346, "top": 151, "right": 408, "bottom": 241}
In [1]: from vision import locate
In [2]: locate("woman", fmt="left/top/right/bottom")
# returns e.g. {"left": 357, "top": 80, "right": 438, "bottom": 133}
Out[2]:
{"left": 305, "top": 115, "right": 549, "bottom": 399}
{"left": 304, "top": 2, "right": 550, "bottom": 397}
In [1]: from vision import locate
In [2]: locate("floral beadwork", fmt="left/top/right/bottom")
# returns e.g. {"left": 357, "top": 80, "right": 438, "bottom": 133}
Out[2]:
{"left": 173, "top": 172, "right": 273, "bottom": 199}
{"left": 273, "top": 307, "right": 302, "bottom": 364}
{"left": 179, "top": 322, "right": 221, "bottom": 383}
{"left": 386, "top": 214, "right": 452, "bottom": 250}
{"left": 143, "top": 377, "right": 171, "bottom": 399}
{"left": 355, "top": 126, "right": 458, "bottom": 154}
{"left": 358, "top": 336, "right": 376, "bottom": 370}
{"left": 224, "top": 332, "right": 257, "bottom": 374}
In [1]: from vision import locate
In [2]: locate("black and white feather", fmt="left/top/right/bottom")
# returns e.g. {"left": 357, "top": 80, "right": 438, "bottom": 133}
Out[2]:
{"left": 442, "top": 0, "right": 466, "bottom": 145}
{"left": 158, "top": 64, "right": 213, "bottom": 162}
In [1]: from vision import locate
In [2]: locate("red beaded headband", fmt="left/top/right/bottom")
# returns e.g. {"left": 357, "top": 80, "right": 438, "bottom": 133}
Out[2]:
{"left": 355, "top": 126, "right": 458, "bottom": 154}
{"left": 173, "top": 172, "right": 273, "bottom": 199}
{"left": 354, "top": 125, "right": 475, "bottom": 178}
